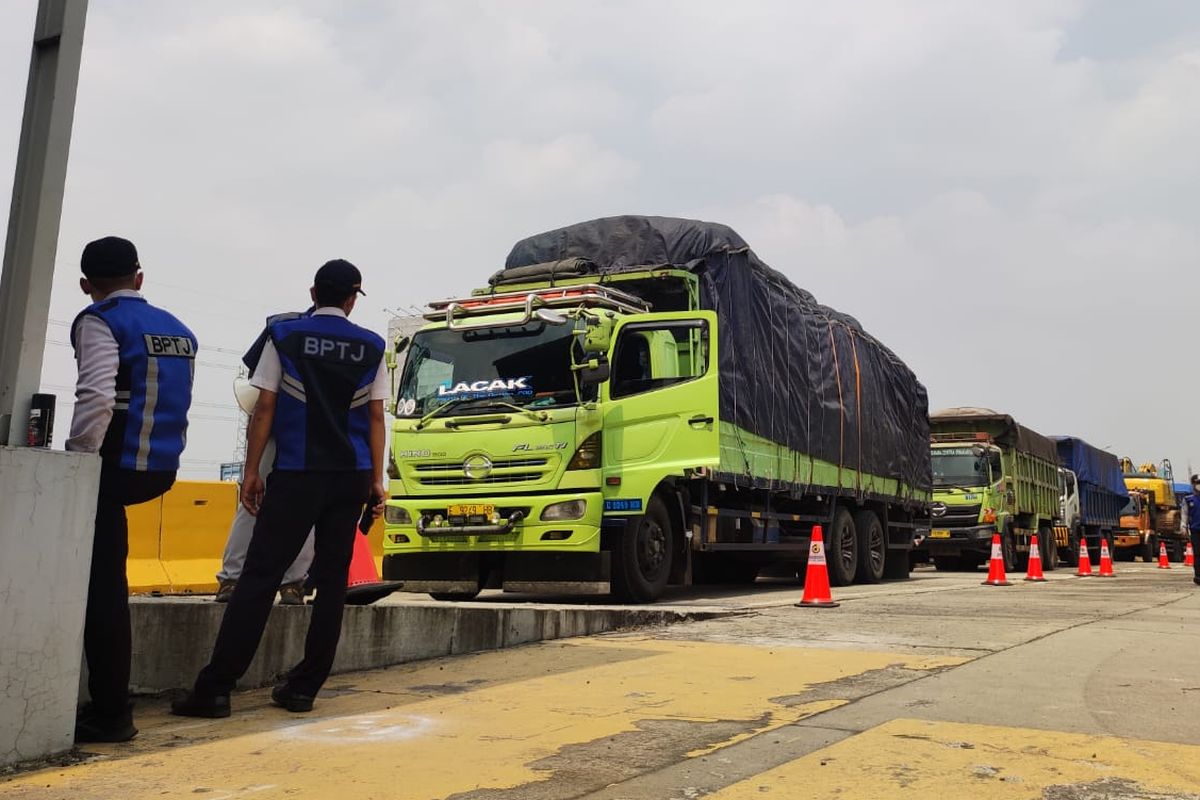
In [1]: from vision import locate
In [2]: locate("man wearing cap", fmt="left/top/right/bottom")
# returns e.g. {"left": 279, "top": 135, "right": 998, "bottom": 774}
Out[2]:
{"left": 68, "top": 236, "right": 197, "bottom": 742}
{"left": 213, "top": 308, "right": 317, "bottom": 606}
{"left": 173, "top": 260, "right": 386, "bottom": 718}
{"left": 1184, "top": 475, "right": 1200, "bottom": 586}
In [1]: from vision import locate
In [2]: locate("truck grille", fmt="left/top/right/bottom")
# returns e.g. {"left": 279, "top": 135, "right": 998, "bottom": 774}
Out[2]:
{"left": 410, "top": 457, "right": 551, "bottom": 487}
{"left": 934, "top": 503, "right": 982, "bottom": 527}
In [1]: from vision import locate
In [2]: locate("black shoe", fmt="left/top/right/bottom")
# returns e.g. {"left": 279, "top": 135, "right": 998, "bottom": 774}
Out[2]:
{"left": 75, "top": 704, "right": 137, "bottom": 743}
{"left": 170, "top": 691, "right": 231, "bottom": 718}
{"left": 271, "top": 684, "right": 315, "bottom": 713}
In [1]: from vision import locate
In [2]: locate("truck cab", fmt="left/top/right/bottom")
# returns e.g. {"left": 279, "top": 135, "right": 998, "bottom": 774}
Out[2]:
{"left": 927, "top": 436, "right": 1007, "bottom": 569}
{"left": 383, "top": 275, "right": 719, "bottom": 602}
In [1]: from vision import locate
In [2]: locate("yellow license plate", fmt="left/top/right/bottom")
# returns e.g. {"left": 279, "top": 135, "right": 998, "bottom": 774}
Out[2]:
{"left": 448, "top": 504, "right": 495, "bottom": 518}
{"left": 929, "top": 529, "right": 952, "bottom": 539}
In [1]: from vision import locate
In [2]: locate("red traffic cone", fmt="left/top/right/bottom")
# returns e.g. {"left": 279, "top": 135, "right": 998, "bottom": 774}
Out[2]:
{"left": 1185, "top": 541, "right": 1195, "bottom": 567}
{"left": 1076, "top": 538, "right": 1093, "bottom": 577}
{"left": 796, "top": 525, "right": 839, "bottom": 608}
{"left": 982, "top": 533, "right": 1012, "bottom": 586}
{"left": 1158, "top": 541, "right": 1171, "bottom": 569}
{"left": 345, "top": 516, "right": 404, "bottom": 605}
{"left": 1098, "top": 538, "right": 1115, "bottom": 577}
{"left": 1024, "top": 534, "right": 1046, "bottom": 582}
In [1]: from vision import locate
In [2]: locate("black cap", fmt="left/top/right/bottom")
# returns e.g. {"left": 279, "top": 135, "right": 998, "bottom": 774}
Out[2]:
{"left": 81, "top": 236, "right": 140, "bottom": 278}
{"left": 1191, "top": 473, "right": 1199, "bottom": 484}
{"left": 314, "top": 259, "right": 365, "bottom": 297}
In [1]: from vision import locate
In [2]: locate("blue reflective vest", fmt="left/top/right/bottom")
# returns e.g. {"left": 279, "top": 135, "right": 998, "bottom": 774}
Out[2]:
{"left": 269, "top": 313, "right": 384, "bottom": 471}
{"left": 1185, "top": 494, "right": 1200, "bottom": 532}
{"left": 71, "top": 296, "right": 197, "bottom": 471}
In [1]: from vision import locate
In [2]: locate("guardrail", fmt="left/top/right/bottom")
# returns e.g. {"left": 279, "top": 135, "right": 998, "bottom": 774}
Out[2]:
{"left": 125, "top": 480, "right": 386, "bottom": 595}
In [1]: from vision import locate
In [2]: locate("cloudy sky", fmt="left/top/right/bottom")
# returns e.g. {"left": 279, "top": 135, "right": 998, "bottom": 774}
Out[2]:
{"left": 2, "top": 1, "right": 1198, "bottom": 479}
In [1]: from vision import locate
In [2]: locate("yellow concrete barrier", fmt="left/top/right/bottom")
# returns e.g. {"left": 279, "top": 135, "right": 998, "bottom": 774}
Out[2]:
{"left": 127, "top": 480, "right": 386, "bottom": 595}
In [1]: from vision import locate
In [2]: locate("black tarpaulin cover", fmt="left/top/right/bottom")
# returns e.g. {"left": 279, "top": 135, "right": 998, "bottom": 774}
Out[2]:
{"left": 503, "top": 215, "right": 932, "bottom": 495}
{"left": 930, "top": 407, "right": 1059, "bottom": 464}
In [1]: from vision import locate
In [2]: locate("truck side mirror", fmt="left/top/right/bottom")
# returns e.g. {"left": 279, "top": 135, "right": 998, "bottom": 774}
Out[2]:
{"left": 578, "top": 356, "right": 611, "bottom": 388}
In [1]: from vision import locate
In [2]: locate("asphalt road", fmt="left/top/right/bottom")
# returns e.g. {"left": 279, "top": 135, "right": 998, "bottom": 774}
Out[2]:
{"left": 4, "top": 562, "right": 1200, "bottom": 799}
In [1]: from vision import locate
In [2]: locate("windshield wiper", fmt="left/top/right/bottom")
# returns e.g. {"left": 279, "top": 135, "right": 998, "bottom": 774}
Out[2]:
{"left": 416, "top": 397, "right": 547, "bottom": 429}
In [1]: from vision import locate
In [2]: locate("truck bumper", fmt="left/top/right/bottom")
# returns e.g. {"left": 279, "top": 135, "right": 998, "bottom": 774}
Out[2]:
{"left": 382, "top": 551, "right": 610, "bottom": 594}
{"left": 915, "top": 525, "right": 996, "bottom": 558}
{"left": 382, "top": 491, "right": 605, "bottom": 592}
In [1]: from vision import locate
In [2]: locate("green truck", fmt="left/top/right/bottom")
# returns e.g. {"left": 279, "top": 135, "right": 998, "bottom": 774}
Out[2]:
{"left": 381, "top": 216, "right": 932, "bottom": 602}
{"left": 920, "top": 408, "right": 1062, "bottom": 572}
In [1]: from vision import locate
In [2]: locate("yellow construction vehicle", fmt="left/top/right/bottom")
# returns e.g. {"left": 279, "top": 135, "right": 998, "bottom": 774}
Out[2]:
{"left": 1117, "top": 458, "right": 1185, "bottom": 561}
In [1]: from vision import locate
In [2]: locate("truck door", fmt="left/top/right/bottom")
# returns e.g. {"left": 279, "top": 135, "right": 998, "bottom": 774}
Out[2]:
{"left": 601, "top": 312, "right": 719, "bottom": 506}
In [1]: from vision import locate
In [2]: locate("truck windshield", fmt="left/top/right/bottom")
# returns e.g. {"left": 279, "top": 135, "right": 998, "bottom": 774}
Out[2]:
{"left": 932, "top": 447, "right": 997, "bottom": 488}
{"left": 1121, "top": 496, "right": 1140, "bottom": 516}
{"left": 395, "top": 320, "right": 581, "bottom": 417}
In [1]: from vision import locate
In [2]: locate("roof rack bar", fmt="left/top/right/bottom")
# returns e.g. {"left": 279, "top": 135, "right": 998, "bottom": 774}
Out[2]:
{"left": 424, "top": 283, "right": 651, "bottom": 323}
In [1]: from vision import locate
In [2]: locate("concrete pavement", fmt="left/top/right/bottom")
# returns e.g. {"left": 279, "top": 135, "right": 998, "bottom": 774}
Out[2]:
{"left": 3, "top": 562, "right": 1199, "bottom": 799}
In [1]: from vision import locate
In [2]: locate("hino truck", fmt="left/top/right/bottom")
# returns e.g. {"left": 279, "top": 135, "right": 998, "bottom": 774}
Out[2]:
{"left": 1052, "top": 437, "right": 1128, "bottom": 564}
{"left": 921, "top": 408, "right": 1060, "bottom": 572}
{"left": 380, "top": 216, "right": 932, "bottom": 602}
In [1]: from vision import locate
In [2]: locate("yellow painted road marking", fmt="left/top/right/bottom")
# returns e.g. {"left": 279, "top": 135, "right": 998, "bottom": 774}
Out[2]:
{"left": 1, "top": 639, "right": 962, "bottom": 800}
{"left": 708, "top": 718, "right": 1200, "bottom": 798}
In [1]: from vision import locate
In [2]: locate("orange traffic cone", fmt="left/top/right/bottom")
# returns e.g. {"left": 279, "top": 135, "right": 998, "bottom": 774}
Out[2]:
{"left": 796, "top": 525, "right": 839, "bottom": 608}
{"left": 1024, "top": 534, "right": 1046, "bottom": 582}
{"left": 1098, "top": 538, "right": 1115, "bottom": 577}
{"left": 982, "top": 533, "right": 1012, "bottom": 586}
{"left": 345, "top": 518, "right": 404, "bottom": 605}
{"left": 1185, "top": 541, "right": 1195, "bottom": 567}
{"left": 1076, "top": 538, "right": 1093, "bottom": 577}
{"left": 1158, "top": 541, "right": 1171, "bottom": 569}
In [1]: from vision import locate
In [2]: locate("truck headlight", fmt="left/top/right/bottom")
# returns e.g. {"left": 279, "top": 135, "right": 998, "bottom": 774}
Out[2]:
{"left": 541, "top": 500, "right": 587, "bottom": 521}
{"left": 384, "top": 505, "right": 412, "bottom": 525}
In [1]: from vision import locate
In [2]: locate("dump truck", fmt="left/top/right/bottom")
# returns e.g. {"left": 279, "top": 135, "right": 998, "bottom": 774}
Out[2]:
{"left": 380, "top": 216, "right": 932, "bottom": 602}
{"left": 1117, "top": 458, "right": 1186, "bottom": 561}
{"left": 921, "top": 408, "right": 1060, "bottom": 572}
{"left": 1052, "top": 437, "right": 1128, "bottom": 564}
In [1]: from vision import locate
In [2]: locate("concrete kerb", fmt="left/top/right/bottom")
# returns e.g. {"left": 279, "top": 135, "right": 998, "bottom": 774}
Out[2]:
{"left": 122, "top": 598, "right": 736, "bottom": 695}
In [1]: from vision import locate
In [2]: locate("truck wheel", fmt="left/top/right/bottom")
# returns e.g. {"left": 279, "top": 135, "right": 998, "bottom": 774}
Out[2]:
{"left": 1061, "top": 532, "right": 1078, "bottom": 568}
{"left": 1038, "top": 526, "right": 1057, "bottom": 571}
{"left": 611, "top": 497, "right": 673, "bottom": 603}
{"left": 1142, "top": 536, "right": 1156, "bottom": 563}
{"left": 854, "top": 510, "right": 886, "bottom": 583}
{"left": 824, "top": 508, "right": 858, "bottom": 586}
{"left": 1001, "top": 530, "right": 1016, "bottom": 573}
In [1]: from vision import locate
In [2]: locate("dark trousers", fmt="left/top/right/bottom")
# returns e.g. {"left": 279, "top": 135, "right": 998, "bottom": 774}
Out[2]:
{"left": 1193, "top": 530, "right": 1200, "bottom": 581}
{"left": 86, "top": 466, "right": 176, "bottom": 716}
{"left": 195, "top": 469, "right": 370, "bottom": 698}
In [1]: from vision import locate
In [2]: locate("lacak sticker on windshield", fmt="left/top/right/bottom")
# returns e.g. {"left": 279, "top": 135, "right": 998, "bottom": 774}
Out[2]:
{"left": 437, "top": 377, "right": 533, "bottom": 400}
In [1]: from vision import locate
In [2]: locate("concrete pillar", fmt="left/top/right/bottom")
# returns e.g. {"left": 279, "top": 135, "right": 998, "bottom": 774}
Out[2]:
{"left": 0, "top": 0, "right": 88, "bottom": 444}
{"left": 0, "top": 447, "right": 99, "bottom": 766}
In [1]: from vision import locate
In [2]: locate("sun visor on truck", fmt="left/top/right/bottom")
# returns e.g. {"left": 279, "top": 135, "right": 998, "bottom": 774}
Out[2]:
{"left": 504, "top": 215, "right": 933, "bottom": 496}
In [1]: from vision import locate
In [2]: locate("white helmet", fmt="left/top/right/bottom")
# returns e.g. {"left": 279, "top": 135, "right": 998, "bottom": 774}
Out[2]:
{"left": 233, "top": 377, "right": 260, "bottom": 415}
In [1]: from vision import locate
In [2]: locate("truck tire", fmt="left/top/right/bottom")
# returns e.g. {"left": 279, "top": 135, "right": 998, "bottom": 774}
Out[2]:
{"left": 854, "top": 510, "right": 886, "bottom": 583}
{"left": 824, "top": 508, "right": 858, "bottom": 586}
{"left": 1001, "top": 530, "right": 1016, "bottom": 573}
{"left": 1142, "top": 536, "right": 1156, "bottom": 563}
{"left": 1061, "top": 531, "right": 1079, "bottom": 568}
{"left": 1038, "top": 525, "right": 1057, "bottom": 571}
{"left": 611, "top": 496, "right": 674, "bottom": 603}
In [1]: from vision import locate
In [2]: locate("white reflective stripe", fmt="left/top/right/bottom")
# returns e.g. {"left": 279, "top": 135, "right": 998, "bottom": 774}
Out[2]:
{"left": 281, "top": 373, "right": 307, "bottom": 396}
{"left": 280, "top": 382, "right": 307, "bottom": 403}
{"left": 352, "top": 385, "right": 371, "bottom": 400}
{"left": 136, "top": 358, "right": 159, "bottom": 470}
{"left": 990, "top": 543, "right": 1003, "bottom": 559}
{"left": 114, "top": 402, "right": 130, "bottom": 411}
{"left": 115, "top": 391, "right": 131, "bottom": 399}
{"left": 349, "top": 395, "right": 371, "bottom": 410}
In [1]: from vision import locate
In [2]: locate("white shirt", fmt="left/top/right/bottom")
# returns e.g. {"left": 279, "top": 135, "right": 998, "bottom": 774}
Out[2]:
{"left": 250, "top": 307, "right": 390, "bottom": 401}
{"left": 67, "top": 289, "right": 143, "bottom": 453}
